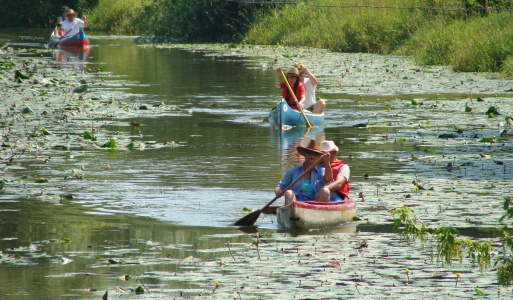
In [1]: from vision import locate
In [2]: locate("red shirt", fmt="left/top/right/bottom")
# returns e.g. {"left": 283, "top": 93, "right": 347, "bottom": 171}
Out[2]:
{"left": 280, "top": 82, "right": 305, "bottom": 110}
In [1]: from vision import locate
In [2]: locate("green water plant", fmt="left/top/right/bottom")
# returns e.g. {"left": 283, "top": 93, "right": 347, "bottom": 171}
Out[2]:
{"left": 390, "top": 204, "right": 428, "bottom": 242}
{"left": 391, "top": 208, "right": 494, "bottom": 271}
{"left": 497, "top": 197, "right": 513, "bottom": 287}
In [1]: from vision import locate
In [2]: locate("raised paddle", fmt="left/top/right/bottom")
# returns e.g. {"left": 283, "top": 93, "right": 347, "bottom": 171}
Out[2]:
{"left": 280, "top": 69, "right": 314, "bottom": 128}
{"left": 234, "top": 155, "right": 324, "bottom": 226}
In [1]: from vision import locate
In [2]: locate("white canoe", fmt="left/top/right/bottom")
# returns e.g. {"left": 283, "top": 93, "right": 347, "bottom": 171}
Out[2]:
{"left": 277, "top": 198, "right": 357, "bottom": 230}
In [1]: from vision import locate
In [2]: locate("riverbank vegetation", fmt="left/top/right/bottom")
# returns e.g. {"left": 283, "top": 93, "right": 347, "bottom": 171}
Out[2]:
{"left": 94, "top": 0, "right": 513, "bottom": 76}
{"left": 4, "top": 0, "right": 513, "bottom": 74}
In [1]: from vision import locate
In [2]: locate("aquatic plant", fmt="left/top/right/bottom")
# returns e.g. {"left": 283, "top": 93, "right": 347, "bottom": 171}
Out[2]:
{"left": 497, "top": 197, "right": 513, "bottom": 287}
{"left": 390, "top": 204, "right": 428, "bottom": 242}
{"left": 391, "top": 208, "right": 494, "bottom": 271}
{"left": 434, "top": 226, "right": 464, "bottom": 265}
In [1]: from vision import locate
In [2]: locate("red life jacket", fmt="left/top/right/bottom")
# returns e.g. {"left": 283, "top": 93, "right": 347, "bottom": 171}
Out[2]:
{"left": 281, "top": 82, "right": 305, "bottom": 110}
{"left": 331, "top": 158, "right": 350, "bottom": 197}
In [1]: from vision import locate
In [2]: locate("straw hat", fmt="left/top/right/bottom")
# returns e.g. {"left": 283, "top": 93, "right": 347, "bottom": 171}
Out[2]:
{"left": 321, "top": 140, "right": 339, "bottom": 152}
{"left": 67, "top": 9, "right": 76, "bottom": 16}
{"left": 297, "top": 139, "right": 323, "bottom": 156}
{"left": 286, "top": 67, "right": 300, "bottom": 77}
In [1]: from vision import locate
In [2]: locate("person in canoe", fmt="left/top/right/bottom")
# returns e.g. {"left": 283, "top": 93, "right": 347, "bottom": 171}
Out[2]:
{"left": 58, "top": 6, "right": 69, "bottom": 23}
{"left": 61, "top": 9, "right": 89, "bottom": 38}
{"left": 274, "top": 139, "right": 332, "bottom": 205}
{"left": 295, "top": 62, "right": 326, "bottom": 114}
{"left": 273, "top": 66, "right": 305, "bottom": 110}
{"left": 317, "top": 140, "right": 350, "bottom": 202}
{"left": 53, "top": 19, "right": 64, "bottom": 38}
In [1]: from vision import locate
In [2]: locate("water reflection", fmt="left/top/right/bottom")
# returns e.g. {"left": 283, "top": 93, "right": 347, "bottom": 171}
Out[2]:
{"left": 269, "top": 126, "right": 326, "bottom": 173}
{"left": 53, "top": 46, "right": 90, "bottom": 69}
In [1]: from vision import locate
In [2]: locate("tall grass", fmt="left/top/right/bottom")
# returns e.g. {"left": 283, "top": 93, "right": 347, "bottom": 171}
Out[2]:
{"left": 87, "top": 0, "right": 151, "bottom": 34}
{"left": 83, "top": 0, "right": 513, "bottom": 75}
{"left": 244, "top": 0, "right": 513, "bottom": 74}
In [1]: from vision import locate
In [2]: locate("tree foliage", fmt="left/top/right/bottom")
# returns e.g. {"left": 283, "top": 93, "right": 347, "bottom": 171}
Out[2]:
{"left": 0, "top": 0, "right": 98, "bottom": 28}
{"left": 134, "top": 0, "right": 269, "bottom": 42}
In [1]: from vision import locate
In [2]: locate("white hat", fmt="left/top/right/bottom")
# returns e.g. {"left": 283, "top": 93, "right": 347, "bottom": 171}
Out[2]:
{"left": 321, "top": 140, "right": 339, "bottom": 152}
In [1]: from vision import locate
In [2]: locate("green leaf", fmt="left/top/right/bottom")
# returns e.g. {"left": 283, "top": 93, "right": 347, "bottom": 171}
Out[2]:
{"left": 475, "top": 288, "right": 486, "bottom": 296}
{"left": 485, "top": 106, "right": 499, "bottom": 115}
{"left": 411, "top": 99, "right": 419, "bottom": 105}
{"left": 135, "top": 286, "right": 145, "bottom": 294}
{"left": 83, "top": 131, "right": 97, "bottom": 141}
{"left": 102, "top": 139, "right": 116, "bottom": 148}
{"left": 41, "top": 127, "right": 53, "bottom": 136}
{"left": 478, "top": 137, "right": 493, "bottom": 143}
{"left": 22, "top": 106, "right": 35, "bottom": 114}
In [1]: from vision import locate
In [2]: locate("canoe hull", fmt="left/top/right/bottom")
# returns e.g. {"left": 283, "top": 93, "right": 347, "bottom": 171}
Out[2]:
{"left": 269, "top": 99, "right": 324, "bottom": 128}
{"left": 277, "top": 198, "right": 357, "bottom": 230}
{"left": 49, "top": 29, "right": 90, "bottom": 47}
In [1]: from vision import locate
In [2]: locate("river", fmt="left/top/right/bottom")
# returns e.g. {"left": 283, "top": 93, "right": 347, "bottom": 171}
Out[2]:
{"left": 1, "top": 28, "right": 512, "bottom": 299}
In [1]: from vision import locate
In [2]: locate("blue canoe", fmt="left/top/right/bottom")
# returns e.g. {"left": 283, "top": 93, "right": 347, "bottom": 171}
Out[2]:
{"left": 268, "top": 99, "right": 324, "bottom": 129}
{"left": 49, "top": 29, "right": 90, "bottom": 48}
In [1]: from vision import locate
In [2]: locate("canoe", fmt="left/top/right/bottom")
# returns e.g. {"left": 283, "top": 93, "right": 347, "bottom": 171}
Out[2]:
{"left": 276, "top": 198, "right": 357, "bottom": 230}
{"left": 49, "top": 29, "right": 90, "bottom": 48}
{"left": 268, "top": 99, "right": 324, "bottom": 129}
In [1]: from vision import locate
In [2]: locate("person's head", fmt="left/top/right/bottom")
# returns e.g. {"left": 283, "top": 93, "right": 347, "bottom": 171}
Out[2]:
{"left": 56, "top": 18, "right": 63, "bottom": 27}
{"left": 321, "top": 140, "right": 339, "bottom": 163}
{"left": 67, "top": 9, "right": 76, "bottom": 21}
{"left": 294, "top": 62, "right": 306, "bottom": 74}
{"left": 285, "top": 67, "right": 300, "bottom": 85}
{"left": 61, "top": 6, "right": 69, "bottom": 17}
{"left": 294, "top": 62, "right": 307, "bottom": 83}
{"left": 297, "top": 140, "right": 323, "bottom": 164}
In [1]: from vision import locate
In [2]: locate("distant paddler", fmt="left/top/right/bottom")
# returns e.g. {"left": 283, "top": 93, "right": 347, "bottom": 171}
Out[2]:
{"left": 273, "top": 66, "right": 306, "bottom": 111}
{"left": 61, "top": 9, "right": 89, "bottom": 38}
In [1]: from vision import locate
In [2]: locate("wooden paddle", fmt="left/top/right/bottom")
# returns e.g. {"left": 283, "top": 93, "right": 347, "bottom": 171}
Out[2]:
{"left": 234, "top": 155, "right": 324, "bottom": 226}
{"left": 280, "top": 69, "right": 313, "bottom": 128}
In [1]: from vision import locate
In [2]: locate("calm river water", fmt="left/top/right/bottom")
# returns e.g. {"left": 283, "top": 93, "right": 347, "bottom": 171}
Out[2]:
{"left": 3, "top": 28, "right": 509, "bottom": 299}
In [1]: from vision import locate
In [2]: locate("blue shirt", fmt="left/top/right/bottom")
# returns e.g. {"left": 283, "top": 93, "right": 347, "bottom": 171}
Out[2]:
{"left": 276, "top": 163, "right": 331, "bottom": 200}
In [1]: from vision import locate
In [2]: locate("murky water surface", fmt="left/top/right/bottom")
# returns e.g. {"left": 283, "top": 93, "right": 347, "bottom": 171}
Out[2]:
{"left": 1, "top": 28, "right": 513, "bottom": 299}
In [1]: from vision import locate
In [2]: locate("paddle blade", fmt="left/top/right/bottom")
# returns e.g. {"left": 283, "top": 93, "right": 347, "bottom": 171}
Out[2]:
{"left": 234, "top": 209, "right": 262, "bottom": 226}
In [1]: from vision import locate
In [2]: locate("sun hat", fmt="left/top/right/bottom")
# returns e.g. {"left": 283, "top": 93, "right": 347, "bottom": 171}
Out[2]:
{"left": 67, "top": 9, "right": 76, "bottom": 16}
{"left": 321, "top": 140, "right": 339, "bottom": 152}
{"left": 286, "top": 67, "right": 300, "bottom": 77}
{"left": 61, "top": 6, "right": 69, "bottom": 12}
{"left": 297, "top": 139, "right": 323, "bottom": 156}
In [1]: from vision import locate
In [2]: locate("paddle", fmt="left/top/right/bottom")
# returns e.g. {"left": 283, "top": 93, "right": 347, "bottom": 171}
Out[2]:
{"left": 280, "top": 69, "right": 313, "bottom": 128}
{"left": 234, "top": 155, "right": 324, "bottom": 226}
{"left": 51, "top": 28, "right": 73, "bottom": 48}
